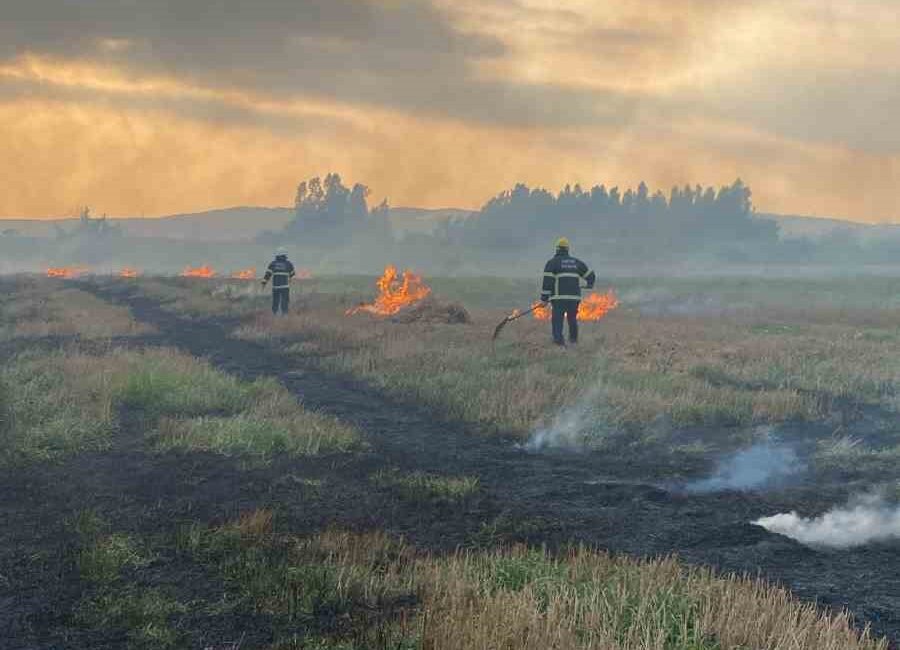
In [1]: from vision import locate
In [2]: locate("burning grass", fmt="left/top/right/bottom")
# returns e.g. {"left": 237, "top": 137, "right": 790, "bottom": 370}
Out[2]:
{"left": 181, "top": 264, "right": 216, "bottom": 278}
{"left": 0, "top": 277, "right": 152, "bottom": 340}
{"left": 46, "top": 265, "right": 91, "bottom": 279}
{"left": 230, "top": 267, "right": 256, "bottom": 280}
{"left": 346, "top": 264, "right": 431, "bottom": 316}
{"left": 532, "top": 290, "right": 620, "bottom": 321}
{"left": 118, "top": 267, "right": 140, "bottom": 278}
{"left": 0, "top": 346, "right": 361, "bottom": 465}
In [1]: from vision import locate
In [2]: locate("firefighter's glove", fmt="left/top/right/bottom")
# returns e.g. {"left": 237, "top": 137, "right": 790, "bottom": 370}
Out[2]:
{"left": 540, "top": 295, "right": 549, "bottom": 303}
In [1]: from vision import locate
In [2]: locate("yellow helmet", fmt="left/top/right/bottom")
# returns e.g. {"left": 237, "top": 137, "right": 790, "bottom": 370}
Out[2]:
{"left": 555, "top": 237, "right": 570, "bottom": 250}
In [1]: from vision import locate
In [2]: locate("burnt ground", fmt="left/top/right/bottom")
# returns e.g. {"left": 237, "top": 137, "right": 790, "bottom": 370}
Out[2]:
{"left": 2, "top": 280, "right": 899, "bottom": 648}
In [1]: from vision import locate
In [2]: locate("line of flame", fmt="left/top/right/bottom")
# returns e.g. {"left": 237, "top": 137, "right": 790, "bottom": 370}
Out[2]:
{"left": 531, "top": 291, "right": 619, "bottom": 321}
{"left": 231, "top": 268, "right": 256, "bottom": 280}
{"left": 46, "top": 266, "right": 90, "bottom": 279}
{"left": 346, "top": 265, "right": 431, "bottom": 316}
{"left": 181, "top": 265, "right": 216, "bottom": 278}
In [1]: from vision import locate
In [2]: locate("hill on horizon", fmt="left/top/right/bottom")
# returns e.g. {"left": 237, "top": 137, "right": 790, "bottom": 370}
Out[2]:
{"left": 0, "top": 206, "right": 475, "bottom": 242}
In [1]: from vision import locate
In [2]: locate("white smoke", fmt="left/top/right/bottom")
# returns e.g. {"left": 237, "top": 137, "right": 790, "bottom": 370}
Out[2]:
{"left": 755, "top": 493, "right": 900, "bottom": 549}
{"left": 525, "top": 380, "right": 610, "bottom": 451}
{"left": 684, "top": 438, "right": 803, "bottom": 493}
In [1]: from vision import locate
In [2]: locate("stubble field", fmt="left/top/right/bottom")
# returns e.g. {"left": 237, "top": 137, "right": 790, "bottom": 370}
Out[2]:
{"left": 1, "top": 272, "right": 898, "bottom": 649}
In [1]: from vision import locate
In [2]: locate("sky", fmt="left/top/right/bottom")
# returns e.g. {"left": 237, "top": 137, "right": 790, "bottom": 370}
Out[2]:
{"left": 2, "top": 0, "right": 899, "bottom": 221}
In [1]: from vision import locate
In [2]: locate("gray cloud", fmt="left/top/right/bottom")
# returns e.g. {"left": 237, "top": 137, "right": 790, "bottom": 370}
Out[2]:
{"left": 4, "top": 0, "right": 900, "bottom": 161}
{"left": 695, "top": 66, "right": 900, "bottom": 154}
{"left": 0, "top": 0, "right": 625, "bottom": 127}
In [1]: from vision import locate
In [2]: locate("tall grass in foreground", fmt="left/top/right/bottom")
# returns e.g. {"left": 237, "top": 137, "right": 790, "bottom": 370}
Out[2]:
{"left": 177, "top": 516, "right": 887, "bottom": 650}
{"left": 0, "top": 347, "right": 360, "bottom": 465}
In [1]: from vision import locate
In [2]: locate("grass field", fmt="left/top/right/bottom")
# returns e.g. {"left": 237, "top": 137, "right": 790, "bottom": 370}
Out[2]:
{"left": 125, "top": 274, "right": 900, "bottom": 467}
{"left": 0, "top": 277, "right": 152, "bottom": 339}
{"left": 70, "top": 510, "right": 886, "bottom": 650}
{"left": 2, "top": 273, "right": 897, "bottom": 648}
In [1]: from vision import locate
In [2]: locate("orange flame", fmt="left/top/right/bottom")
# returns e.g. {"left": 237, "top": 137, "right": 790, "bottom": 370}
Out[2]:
{"left": 119, "top": 267, "right": 140, "bottom": 278}
{"left": 46, "top": 266, "right": 90, "bottom": 279}
{"left": 533, "top": 291, "right": 619, "bottom": 321}
{"left": 296, "top": 269, "right": 313, "bottom": 280}
{"left": 231, "top": 268, "right": 256, "bottom": 280}
{"left": 181, "top": 265, "right": 216, "bottom": 278}
{"left": 346, "top": 265, "right": 431, "bottom": 316}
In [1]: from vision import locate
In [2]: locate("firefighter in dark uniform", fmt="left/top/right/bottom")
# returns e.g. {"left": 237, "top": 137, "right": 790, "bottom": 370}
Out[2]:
{"left": 261, "top": 248, "right": 296, "bottom": 315}
{"left": 540, "top": 237, "right": 596, "bottom": 346}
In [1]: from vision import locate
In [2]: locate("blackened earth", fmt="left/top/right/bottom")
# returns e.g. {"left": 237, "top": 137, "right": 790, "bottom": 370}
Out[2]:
{"left": 0, "top": 280, "right": 896, "bottom": 648}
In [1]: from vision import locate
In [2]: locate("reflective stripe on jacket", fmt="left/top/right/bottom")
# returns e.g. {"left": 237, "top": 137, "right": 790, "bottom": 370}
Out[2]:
{"left": 540, "top": 252, "right": 596, "bottom": 301}
{"left": 263, "top": 256, "right": 295, "bottom": 288}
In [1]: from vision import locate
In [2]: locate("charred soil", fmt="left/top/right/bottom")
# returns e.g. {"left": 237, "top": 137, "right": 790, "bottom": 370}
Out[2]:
{"left": 2, "top": 280, "right": 897, "bottom": 648}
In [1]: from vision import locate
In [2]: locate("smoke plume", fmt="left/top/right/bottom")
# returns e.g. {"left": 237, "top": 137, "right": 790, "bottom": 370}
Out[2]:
{"left": 754, "top": 493, "right": 900, "bottom": 549}
{"left": 525, "top": 380, "right": 609, "bottom": 451}
{"left": 684, "top": 438, "right": 803, "bottom": 493}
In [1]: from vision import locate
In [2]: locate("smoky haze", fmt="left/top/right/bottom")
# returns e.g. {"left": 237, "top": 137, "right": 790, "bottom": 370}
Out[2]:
{"left": 6, "top": 173, "right": 900, "bottom": 277}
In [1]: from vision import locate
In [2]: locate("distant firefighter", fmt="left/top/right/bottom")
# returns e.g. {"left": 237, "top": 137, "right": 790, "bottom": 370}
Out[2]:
{"left": 261, "top": 247, "right": 296, "bottom": 315}
{"left": 540, "top": 237, "right": 596, "bottom": 346}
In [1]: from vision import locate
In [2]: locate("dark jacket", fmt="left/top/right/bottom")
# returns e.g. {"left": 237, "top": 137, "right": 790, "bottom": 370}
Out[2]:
{"left": 263, "top": 255, "right": 295, "bottom": 289}
{"left": 541, "top": 250, "right": 595, "bottom": 301}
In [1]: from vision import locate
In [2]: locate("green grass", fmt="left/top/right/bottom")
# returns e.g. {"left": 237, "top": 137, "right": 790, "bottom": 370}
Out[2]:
{"left": 116, "top": 352, "right": 264, "bottom": 418}
{"left": 70, "top": 512, "right": 185, "bottom": 649}
{"left": 77, "top": 533, "right": 152, "bottom": 584}
{"left": 156, "top": 411, "right": 360, "bottom": 459}
{"left": 75, "top": 587, "right": 187, "bottom": 649}
{"left": 0, "top": 347, "right": 362, "bottom": 465}
{"left": 371, "top": 469, "right": 480, "bottom": 504}
{"left": 0, "top": 352, "right": 116, "bottom": 464}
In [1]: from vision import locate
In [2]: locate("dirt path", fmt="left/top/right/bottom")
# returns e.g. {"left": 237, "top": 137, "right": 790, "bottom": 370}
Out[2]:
{"left": 22, "top": 282, "right": 900, "bottom": 645}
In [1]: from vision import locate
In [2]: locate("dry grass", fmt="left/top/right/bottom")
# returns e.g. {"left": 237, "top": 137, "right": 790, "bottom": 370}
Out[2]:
{"left": 414, "top": 546, "right": 887, "bottom": 650}
{"left": 0, "top": 277, "right": 152, "bottom": 339}
{"left": 127, "top": 277, "right": 270, "bottom": 318}
{"left": 232, "top": 298, "right": 900, "bottom": 441}
{"left": 179, "top": 518, "right": 888, "bottom": 650}
{"left": 85, "top": 274, "right": 900, "bottom": 452}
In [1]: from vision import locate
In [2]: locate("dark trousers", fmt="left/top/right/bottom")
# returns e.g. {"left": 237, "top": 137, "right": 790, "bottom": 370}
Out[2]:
{"left": 551, "top": 299, "right": 579, "bottom": 345}
{"left": 272, "top": 288, "right": 290, "bottom": 315}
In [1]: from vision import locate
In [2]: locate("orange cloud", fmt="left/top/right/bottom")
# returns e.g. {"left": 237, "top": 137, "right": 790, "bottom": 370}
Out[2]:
{"left": 4, "top": 94, "right": 899, "bottom": 222}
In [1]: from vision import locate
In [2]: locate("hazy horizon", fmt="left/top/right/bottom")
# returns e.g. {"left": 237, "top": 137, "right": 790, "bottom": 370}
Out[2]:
{"left": 0, "top": 198, "right": 894, "bottom": 228}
